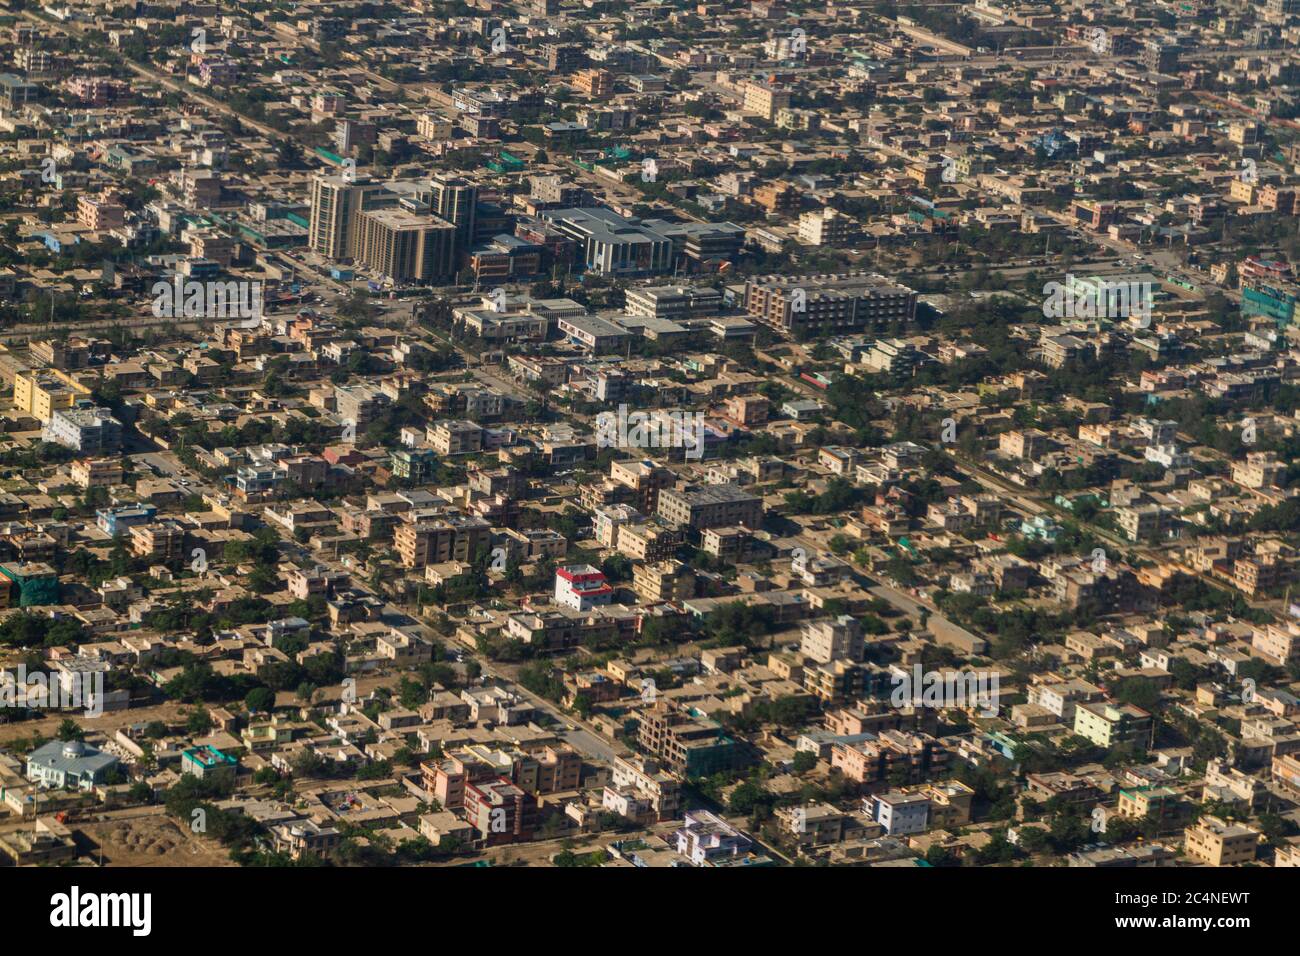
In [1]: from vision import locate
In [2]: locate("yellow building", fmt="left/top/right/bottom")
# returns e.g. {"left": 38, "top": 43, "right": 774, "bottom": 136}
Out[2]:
{"left": 1117, "top": 785, "right": 1179, "bottom": 821}
{"left": 13, "top": 370, "right": 91, "bottom": 422}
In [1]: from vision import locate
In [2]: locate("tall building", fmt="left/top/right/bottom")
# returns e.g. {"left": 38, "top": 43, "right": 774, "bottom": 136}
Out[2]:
{"left": 426, "top": 174, "right": 478, "bottom": 251}
{"left": 307, "top": 174, "right": 388, "bottom": 259}
{"left": 353, "top": 207, "right": 456, "bottom": 283}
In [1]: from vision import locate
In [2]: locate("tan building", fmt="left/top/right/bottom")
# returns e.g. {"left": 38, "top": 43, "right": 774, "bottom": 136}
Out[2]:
{"left": 753, "top": 181, "right": 800, "bottom": 214}
{"left": 77, "top": 195, "right": 125, "bottom": 231}
{"left": 615, "top": 522, "right": 684, "bottom": 562}
{"left": 428, "top": 419, "right": 484, "bottom": 456}
{"left": 1182, "top": 816, "right": 1259, "bottom": 866}
{"left": 632, "top": 560, "right": 694, "bottom": 604}
{"left": 129, "top": 523, "right": 186, "bottom": 563}
{"left": 609, "top": 459, "right": 675, "bottom": 512}
{"left": 307, "top": 174, "right": 389, "bottom": 260}
{"left": 1233, "top": 451, "right": 1285, "bottom": 489}
{"left": 71, "top": 458, "right": 123, "bottom": 489}
{"left": 742, "top": 80, "right": 790, "bottom": 121}
{"left": 353, "top": 207, "right": 456, "bottom": 284}
{"left": 394, "top": 516, "right": 492, "bottom": 568}
{"left": 1253, "top": 622, "right": 1300, "bottom": 666}
{"left": 574, "top": 68, "right": 613, "bottom": 98}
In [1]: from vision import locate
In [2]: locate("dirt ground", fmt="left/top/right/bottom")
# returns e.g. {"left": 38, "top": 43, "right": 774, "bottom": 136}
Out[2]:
{"left": 76, "top": 812, "right": 236, "bottom": 867}
{"left": 0, "top": 700, "right": 192, "bottom": 748}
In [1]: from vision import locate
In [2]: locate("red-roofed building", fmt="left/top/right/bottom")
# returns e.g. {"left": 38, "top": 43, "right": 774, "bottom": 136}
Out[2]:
{"left": 554, "top": 563, "right": 613, "bottom": 611}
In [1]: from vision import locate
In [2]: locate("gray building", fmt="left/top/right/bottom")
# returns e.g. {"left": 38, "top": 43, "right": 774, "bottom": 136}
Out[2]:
{"left": 26, "top": 739, "right": 120, "bottom": 791}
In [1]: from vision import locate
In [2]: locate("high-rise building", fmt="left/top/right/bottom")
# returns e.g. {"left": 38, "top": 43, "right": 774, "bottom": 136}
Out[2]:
{"left": 307, "top": 174, "right": 388, "bottom": 260}
{"left": 426, "top": 174, "right": 478, "bottom": 251}
{"left": 353, "top": 207, "right": 456, "bottom": 283}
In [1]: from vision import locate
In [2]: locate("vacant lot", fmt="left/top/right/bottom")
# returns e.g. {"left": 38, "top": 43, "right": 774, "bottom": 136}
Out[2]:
{"left": 78, "top": 813, "right": 235, "bottom": 867}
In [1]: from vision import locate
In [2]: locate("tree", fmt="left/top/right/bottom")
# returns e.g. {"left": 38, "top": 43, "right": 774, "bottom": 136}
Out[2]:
{"left": 186, "top": 708, "right": 213, "bottom": 735}
{"left": 792, "top": 750, "right": 817, "bottom": 774}
{"left": 56, "top": 719, "right": 84, "bottom": 742}
{"left": 291, "top": 749, "right": 326, "bottom": 778}
{"left": 245, "top": 687, "right": 276, "bottom": 714}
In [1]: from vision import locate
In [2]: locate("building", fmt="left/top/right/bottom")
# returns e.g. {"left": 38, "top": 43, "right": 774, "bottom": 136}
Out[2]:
{"left": 71, "top": 458, "right": 123, "bottom": 490}
{"left": 1073, "top": 702, "right": 1153, "bottom": 751}
{"left": 609, "top": 756, "right": 681, "bottom": 820}
{"left": 77, "top": 195, "right": 125, "bottom": 231}
{"left": 307, "top": 174, "right": 390, "bottom": 260}
{"left": 0, "top": 73, "right": 39, "bottom": 110}
{"left": 0, "top": 817, "right": 78, "bottom": 866}
{"left": 656, "top": 484, "right": 763, "bottom": 531}
{"left": 0, "top": 562, "right": 59, "bottom": 608}
{"left": 556, "top": 314, "right": 632, "bottom": 354}
{"left": 574, "top": 68, "right": 614, "bottom": 98}
{"left": 42, "top": 406, "right": 122, "bottom": 453}
{"left": 334, "top": 384, "right": 389, "bottom": 433}
{"left": 25, "top": 740, "right": 119, "bottom": 791}
{"left": 744, "top": 273, "right": 918, "bottom": 335}
{"left": 129, "top": 522, "right": 186, "bottom": 564}
{"left": 1182, "top": 816, "right": 1259, "bottom": 866}
{"left": 428, "top": 419, "right": 484, "bottom": 456}
{"left": 394, "top": 515, "right": 492, "bottom": 568}
{"left": 743, "top": 80, "right": 791, "bottom": 120}
{"left": 830, "top": 731, "right": 948, "bottom": 785}
{"left": 1253, "top": 623, "right": 1300, "bottom": 666}
{"left": 1117, "top": 786, "right": 1180, "bottom": 822}
{"left": 633, "top": 560, "right": 695, "bottom": 604}
{"left": 542, "top": 208, "right": 674, "bottom": 276}
{"left": 801, "top": 615, "right": 864, "bottom": 664}
{"left": 673, "top": 809, "right": 755, "bottom": 865}
{"left": 271, "top": 819, "right": 341, "bottom": 860}
{"left": 798, "top": 208, "right": 856, "bottom": 247}
{"left": 554, "top": 564, "right": 614, "bottom": 611}
{"left": 14, "top": 370, "right": 91, "bottom": 422}
{"left": 353, "top": 207, "right": 456, "bottom": 283}
{"left": 463, "top": 777, "right": 536, "bottom": 845}
{"left": 624, "top": 286, "right": 723, "bottom": 321}
{"left": 637, "top": 703, "right": 744, "bottom": 777}
{"left": 180, "top": 745, "right": 237, "bottom": 782}
{"left": 1241, "top": 280, "right": 1299, "bottom": 327}
{"left": 868, "top": 791, "right": 930, "bottom": 835}
{"left": 426, "top": 174, "right": 478, "bottom": 251}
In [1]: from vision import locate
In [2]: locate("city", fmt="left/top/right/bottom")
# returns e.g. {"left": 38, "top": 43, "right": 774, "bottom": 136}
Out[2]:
{"left": 0, "top": 0, "right": 1292, "bottom": 913}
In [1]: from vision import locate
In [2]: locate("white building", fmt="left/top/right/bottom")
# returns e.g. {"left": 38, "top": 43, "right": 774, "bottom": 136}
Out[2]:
{"left": 554, "top": 564, "right": 613, "bottom": 611}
